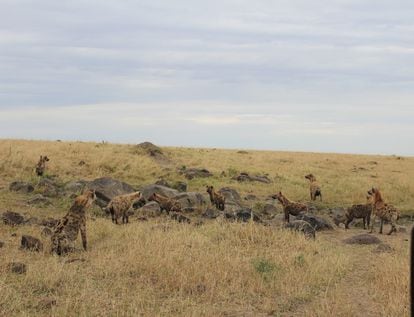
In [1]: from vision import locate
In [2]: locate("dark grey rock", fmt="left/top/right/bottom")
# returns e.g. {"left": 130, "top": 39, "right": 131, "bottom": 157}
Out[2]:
{"left": 343, "top": 234, "right": 381, "bottom": 245}
{"left": 87, "top": 177, "right": 135, "bottom": 207}
{"left": 232, "top": 172, "right": 271, "bottom": 184}
{"left": 285, "top": 220, "right": 316, "bottom": 239}
{"left": 64, "top": 180, "right": 88, "bottom": 195}
{"left": 372, "top": 243, "right": 394, "bottom": 253}
{"left": 178, "top": 167, "right": 213, "bottom": 180}
{"left": 27, "top": 194, "right": 52, "bottom": 206}
{"left": 2, "top": 211, "right": 25, "bottom": 226}
{"left": 201, "top": 208, "right": 220, "bottom": 219}
{"left": 173, "top": 192, "right": 207, "bottom": 209}
{"left": 170, "top": 213, "right": 191, "bottom": 223}
{"left": 294, "top": 214, "right": 334, "bottom": 231}
{"left": 8, "top": 262, "right": 27, "bottom": 274}
{"left": 140, "top": 184, "right": 179, "bottom": 200}
{"left": 20, "top": 235, "right": 43, "bottom": 252}
{"left": 9, "top": 181, "right": 34, "bottom": 193}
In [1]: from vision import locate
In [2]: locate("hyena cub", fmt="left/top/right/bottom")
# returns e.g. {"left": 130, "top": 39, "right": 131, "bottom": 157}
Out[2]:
{"left": 271, "top": 191, "right": 308, "bottom": 223}
{"left": 51, "top": 189, "right": 96, "bottom": 255}
{"left": 305, "top": 174, "right": 322, "bottom": 201}
{"left": 105, "top": 191, "right": 142, "bottom": 224}
{"left": 35, "top": 155, "right": 50, "bottom": 176}
{"left": 368, "top": 187, "right": 399, "bottom": 235}
{"left": 206, "top": 186, "right": 225, "bottom": 211}
{"left": 345, "top": 195, "right": 372, "bottom": 229}
{"left": 148, "top": 192, "right": 181, "bottom": 214}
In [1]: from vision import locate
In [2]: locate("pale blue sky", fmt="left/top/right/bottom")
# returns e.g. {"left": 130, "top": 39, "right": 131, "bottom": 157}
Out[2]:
{"left": 0, "top": 1, "right": 413, "bottom": 155}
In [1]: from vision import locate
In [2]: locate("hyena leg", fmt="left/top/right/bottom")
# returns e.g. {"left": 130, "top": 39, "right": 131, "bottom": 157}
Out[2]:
{"left": 379, "top": 219, "right": 383, "bottom": 234}
{"left": 285, "top": 210, "right": 290, "bottom": 223}
{"left": 387, "top": 215, "right": 397, "bottom": 235}
{"left": 362, "top": 217, "right": 366, "bottom": 230}
{"left": 369, "top": 214, "right": 376, "bottom": 233}
{"left": 345, "top": 218, "right": 351, "bottom": 229}
{"left": 80, "top": 222, "right": 87, "bottom": 251}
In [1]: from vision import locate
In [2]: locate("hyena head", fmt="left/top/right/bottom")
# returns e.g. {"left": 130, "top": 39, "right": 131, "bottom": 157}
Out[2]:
{"left": 131, "top": 191, "right": 142, "bottom": 201}
{"left": 271, "top": 191, "right": 283, "bottom": 200}
{"left": 305, "top": 174, "right": 315, "bottom": 182}
{"left": 206, "top": 186, "right": 214, "bottom": 195}
{"left": 42, "top": 156, "right": 50, "bottom": 163}
{"left": 84, "top": 189, "right": 97, "bottom": 202}
{"left": 148, "top": 193, "right": 157, "bottom": 202}
{"left": 367, "top": 187, "right": 377, "bottom": 196}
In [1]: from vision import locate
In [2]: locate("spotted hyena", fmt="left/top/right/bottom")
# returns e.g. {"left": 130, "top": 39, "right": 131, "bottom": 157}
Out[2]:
{"left": 105, "top": 191, "right": 141, "bottom": 224}
{"left": 305, "top": 174, "right": 322, "bottom": 201}
{"left": 345, "top": 195, "right": 372, "bottom": 229}
{"left": 206, "top": 185, "right": 225, "bottom": 211}
{"left": 368, "top": 187, "right": 399, "bottom": 235}
{"left": 51, "top": 189, "right": 96, "bottom": 255}
{"left": 148, "top": 192, "right": 181, "bottom": 214}
{"left": 271, "top": 191, "right": 308, "bottom": 223}
{"left": 35, "top": 155, "right": 50, "bottom": 176}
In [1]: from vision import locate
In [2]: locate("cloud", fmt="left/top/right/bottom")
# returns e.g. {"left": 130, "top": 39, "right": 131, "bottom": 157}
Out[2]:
{"left": 0, "top": 1, "right": 413, "bottom": 154}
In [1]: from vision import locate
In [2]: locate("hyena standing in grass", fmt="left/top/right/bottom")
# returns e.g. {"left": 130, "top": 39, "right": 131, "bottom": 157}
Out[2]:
{"left": 148, "top": 192, "right": 181, "bottom": 214}
{"left": 368, "top": 187, "right": 399, "bottom": 235}
{"left": 305, "top": 174, "right": 322, "bottom": 201}
{"left": 35, "top": 155, "right": 49, "bottom": 176}
{"left": 206, "top": 186, "right": 225, "bottom": 211}
{"left": 51, "top": 189, "right": 96, "bottom": 255}
{"left": 271, "top": 191, "right": 308, "bottom": 223}
{"left": 345, "top": 195, "right": 372, "bottom": 229}
{"left": 105, "top": 191, "right": 142, "bottom": 224}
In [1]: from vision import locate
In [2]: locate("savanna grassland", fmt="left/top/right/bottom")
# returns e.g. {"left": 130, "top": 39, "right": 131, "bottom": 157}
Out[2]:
{"left": 0, "top": 139, "right": 412, "bottom": 316}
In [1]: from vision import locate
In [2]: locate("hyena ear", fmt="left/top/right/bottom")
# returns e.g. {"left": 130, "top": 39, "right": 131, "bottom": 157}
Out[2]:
{"left": 279, "top": 191, "right": 282, "bottom": 194}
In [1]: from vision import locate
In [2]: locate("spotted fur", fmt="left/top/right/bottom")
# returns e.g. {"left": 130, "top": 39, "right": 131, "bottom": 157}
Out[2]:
{"left": 271, "top": 191, "right": 308, "bottom": 223}
{"left": 345, "top": 196, "right": 372, "bottom": 229}
{"left": 105, "top": 191, "right": 141, "bottom": 224}
{"left": 206, "top": 186, "right": 225, "bottom": 211}
{"left": 51, "top": 189, "right": 96, "bottom": 255}
{"left": 368, "top": 188, "right": 399, "bottom": 235}
{"left": 305, "top": 174, "right": 322, "bottom": 201}
{"left": 148, "top": 192, "right": 181, "bottom": 214}
{"left": 35, "top": 155, "right": 50, "bottom": 176}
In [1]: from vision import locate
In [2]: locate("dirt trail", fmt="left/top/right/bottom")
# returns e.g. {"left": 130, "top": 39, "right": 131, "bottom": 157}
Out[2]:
{"left": 288, "top": 229, "right": 400, "bottom": 317}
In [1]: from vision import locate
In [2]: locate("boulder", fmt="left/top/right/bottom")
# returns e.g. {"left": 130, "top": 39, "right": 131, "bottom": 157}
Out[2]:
{"left": 40, "top": 217, "right": 59, "bottom": 228}
{"left": 25, "top": 217, "right": 39, "bottom": 225}
{"left": 140, "top": 184, "right": 179, "bottom": 200}
{"left": 9, "top": 181, "right": 34, "bottom": 193}
{"left": 137, "top": 202, "right": 162, "bottom": 217}
{"left": 263, "top": 203, "right": 279, "bottom": 215}
{"left": 327, "top": 207, "right": 347, "bottom": 226}
{"left": 20, "top": 235, "right": 43, "bottom": 252}
{"left": 27, "top": 194, "right": 52, "bottom": 206}
{"left": 7, "top": 262, "right": 27, "bottom": 274}
{"left": 64, "top": 180, "right": 88, "bottom": 195}
{"left": 135, "top": 142, "right": 163, "bottom": 156}
{"left": 201, "top": 208, "right": 220, "bottom": 219}
{"left": 372, "top": 243, "right": 394, "bottom": 253}
{"left": 87, "top": 177, "right": 135, "bottom": 207}
{"left": 218, "top": 187, "right": 242, "bottom": 204}
{"left": 294, "top": 214, "right": 334, "bottom": 231}
{"left": 224, "top": 209, "right": 261, "bottom": 223}
{"left": 2, "top": 211, "right": 25, "bottom": 226}
{"left": 170, "top": 213, "right": 191, "bottom": 224}
{"left": 173, "top": 181, "right": 187, "bottom": 192}
{"left": 244, "top": 194, "right": 257, "bottom": 201}
{"left": 173, "top": 192, "right": 208, "bottom": 209}
{"left": 343, "top": 234, "right": 381, "bottom": 245}
{"left": 285, "top": 220, "right": 316, "bottom": 240}
{"left": 232, "top": 172, "right": 271, "bottom": 184}
{"left": 178, "top": 167, "right": 213, "bottom": 180}
{"left": 37, "top": 178, "right": 61, "bottom": 197}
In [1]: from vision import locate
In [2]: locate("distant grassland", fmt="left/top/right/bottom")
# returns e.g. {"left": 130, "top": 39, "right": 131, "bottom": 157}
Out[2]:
{"left": 0, "top": 139, "right": 412, "bottom": 214}
{"left": 0, "top": 139, "right": 410, "bottom": 316}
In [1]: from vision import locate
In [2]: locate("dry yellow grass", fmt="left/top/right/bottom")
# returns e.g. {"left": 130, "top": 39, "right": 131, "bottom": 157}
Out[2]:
{"left": 0, "top": 139, "right": 411, "bottom": 316}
